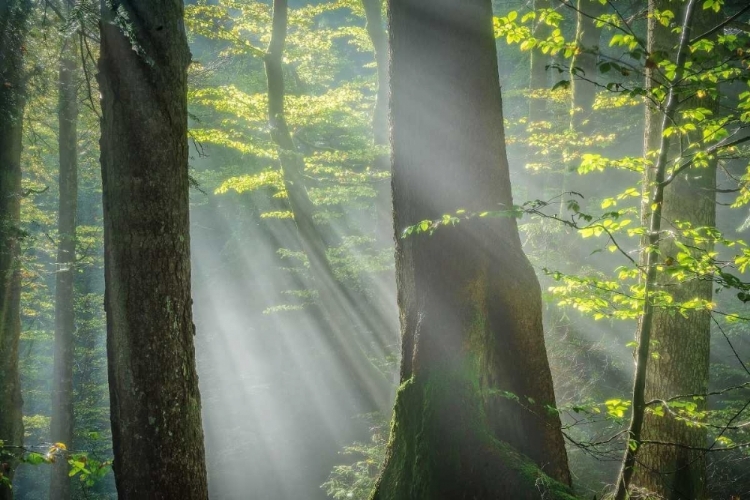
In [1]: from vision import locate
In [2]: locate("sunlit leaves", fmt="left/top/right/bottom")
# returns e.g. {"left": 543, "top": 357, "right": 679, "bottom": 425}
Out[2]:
{"left": 579, "top": 154, "right": 647, "bottom": 174}
{"left": 609, "top": 33, "right": 640, "bottom": 52}
{"left": 494, "top": 9, "right": 572, "bottom": 56}
{"left": 215, "top": 169, "right": 285, "bottom": 195}
{"left": 604, "top": 399, "right": 631, "bottom": 419}
{"left": 702, "top": 0, "right": 723, "bottom": 12}
{"left": 651, "top": 9, "right": 675, "bottom": 27}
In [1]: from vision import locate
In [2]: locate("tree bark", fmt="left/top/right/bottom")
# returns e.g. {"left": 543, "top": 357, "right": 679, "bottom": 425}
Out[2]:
{"left": 98, "top": 1, "right": 209, "bottom": 498}
{"left": 613, "top": 2, "right": 702, "bottom": 498}
{"left": 629, "top": 3, "right": 718, "bottom": 498}
{"left": 264, "top": 0, "right": 392, "bottom": 413}
{"left": 372, "top": 1, "right": 572, "bottom": 498}
{"left": 0, "top": 2, "right": 31, "bottom": 498}
{"left": 49, "top": 4, "right": 79, "bottom": 498}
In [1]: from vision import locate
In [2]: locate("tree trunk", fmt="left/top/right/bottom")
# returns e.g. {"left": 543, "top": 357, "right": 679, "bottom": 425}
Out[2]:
{"left": 49, "top": 6, "right": 78, "bottom": 498}
{"left": 372, "top": 1, "right": 572, "bottom": 498}
{"left": 361, "top": 0, "right": 392, "bottom": 244}
{"left": 529, "top": 0, "right": 551, "bottom": 123}
{"left": 264, "top": 0, "right": 392, "bottom": 413}
{"left": 613, "top": 2, "right": 703, "bottom": 497}
{"left": 559, "top": 0, "right": 604, "bottom": 215}
{"left": 0, "top": 2, "right": 31, "bottom": 498}
{"left": 98, "top": 1, "right": 209, "bottom": 498}
{"left": 629, "top": 2, "right": 718, "bottom": 498}
{"left": 570, "top": 0, "right": 604, "bottom": 132}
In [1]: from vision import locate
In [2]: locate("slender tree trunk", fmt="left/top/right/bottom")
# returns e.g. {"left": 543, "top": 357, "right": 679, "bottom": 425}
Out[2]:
{"left": 570, "top": 0, "right": 604, "bottom": 132}
{"left": 629, "top": 3, "right": 718, "bottom": 498}
{"left": 0, "top": 2, "right": 31, "bottom": 498}
{"left": 360, "top": 0, "right": 400, "bottom": 361}
{"left": 372, "top": 1, "right": 572, "bottom": 498}
{"left": 558, "top": 0, "right": 604, "bottom": 215}
{"left": 264, "top": 0, "right": 392, "bottom": 413}
{"left": 49, "top": 6, "right": 79, "bottom": 498}
{"left": 614, "top": 2, "right": 701, "bottom": 498}
{"left": 529, "top": 0, "right": 551, "bottom": 123}
{"left": 98, "top": 1, "right": 209, "bottom": 498}
{"left": 362, "top": 0, "right": 388, "bottom": 160}
{"left": 361, "top": 0, "right": 391, "bottom": 244}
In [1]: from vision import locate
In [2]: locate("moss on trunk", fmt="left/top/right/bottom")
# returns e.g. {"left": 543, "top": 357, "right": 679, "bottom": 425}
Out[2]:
{"left": 374, "top": 373, "right": 576, "bottom": 500}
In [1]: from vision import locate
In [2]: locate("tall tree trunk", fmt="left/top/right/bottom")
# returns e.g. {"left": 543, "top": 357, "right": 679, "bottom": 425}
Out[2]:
{"left": 49, "top": 4, "right": 78, "bottom": 498}
{"left": 0, "top": 2, "right": 31, "bottom": 498}
{"left": 529, "top": 0, "right": 551, "bottom": 123}
{"left": 558, "top": 0, "right": 604, "bottom": 215}
{"left": 361, "top": 0, "right": 391, "bottom": 244}
{"left": 372, "top": 1, "right": 572, "bottom": 498}
{"left": 570, "top": 0, "right": 604, "bottom": 132}
{"left": 629, "top": 3, "right": 718, "bottom": 498}
{"left": 264, "top": 0, "right": 391, "bottom": 413}
{"left": 98, "top": 1, "right": 209, "bottom": 498}
{"left": 613, "top": 2, "right": 702, "bottom": 497}
{"left": 362, "top": 0, "right": 388, "bottom": 161}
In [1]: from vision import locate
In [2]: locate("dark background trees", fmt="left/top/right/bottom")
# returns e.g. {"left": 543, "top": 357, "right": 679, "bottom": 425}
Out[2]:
{"left": 0, "top": 2, "right": 32, "bottom": 497}
{"left": 49, "top": 2, "right": 79, "bottom": 497}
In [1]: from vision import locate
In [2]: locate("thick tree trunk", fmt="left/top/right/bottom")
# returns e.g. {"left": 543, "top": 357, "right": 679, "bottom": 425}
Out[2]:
{"left": 49, "top": 8, "right": 78, "bottom": 498}
{"left": 629, "top": 3, "right": 718, "bottom": 498}
{"left": 372, "top": 1, "right": 572, "bottom": 498}
{"left": 0, "top": 2, "right": 31, "bottom": 498}
{"left": 98, "top": 1, "right": 209, "bottom": 498}
{"left": 264, "top": 0, "right": 392, "bottom": 413}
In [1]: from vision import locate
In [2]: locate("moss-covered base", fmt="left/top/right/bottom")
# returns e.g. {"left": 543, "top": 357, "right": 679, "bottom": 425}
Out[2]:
{"left": 372, "top": 373, "right": 578, "bottom": 500}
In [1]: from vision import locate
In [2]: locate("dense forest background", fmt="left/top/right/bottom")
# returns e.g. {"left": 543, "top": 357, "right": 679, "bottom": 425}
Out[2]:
{"left": 1, "top": 0, "right": 750, "bottom": 498}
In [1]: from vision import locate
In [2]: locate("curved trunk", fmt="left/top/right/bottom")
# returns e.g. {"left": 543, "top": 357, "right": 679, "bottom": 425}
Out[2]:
{"left": 0, "top": 2, "right": 31, "bottom": 498}
{"left": 373, "top": 0, "right": 572, "bottom": 497}
{"left": 264, "top": 0, "right": 392, "bottom": 413}
{"left": 98, "top": 1, "right": 209, "bottom": 498}
{"left": 49, "top": 6, "right": 79, "bottom": 498}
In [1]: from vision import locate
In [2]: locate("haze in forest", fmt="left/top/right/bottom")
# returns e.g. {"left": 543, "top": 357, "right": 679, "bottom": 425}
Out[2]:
{"left": 0, "top": 1, "right": 749, "bottom": 500}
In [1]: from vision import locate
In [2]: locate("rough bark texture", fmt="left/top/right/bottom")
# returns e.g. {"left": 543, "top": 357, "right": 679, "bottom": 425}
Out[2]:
{"left": 0, "top": 2, "right": 31, "bottom": 498}
{"left": 98, "top": 1, "right": 209, "bottom": 498}
{"left": 49, "top": 7, "right": 78, "bottom": 498}
{"left": 630, "top": 3, "right": 717, "bottom": 498}
{"left": 265, "top": 0, "right": 392, "bottom": 413}
{"left": 570, "top": 0, "right": 605, "bottom": 132}
{"left": 373, "top": 1, "right": 573, "bottom": 498}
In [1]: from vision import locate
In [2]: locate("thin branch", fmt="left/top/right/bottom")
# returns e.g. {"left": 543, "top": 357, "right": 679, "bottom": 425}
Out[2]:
{"left": 711, "top": 315, "right": 750, "bottom": 377}
{"left": 690, "top": 3, "right": 750, "bottom": 43}
{"left": 645, "top": 381, "right": 750, "bottom": 407}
